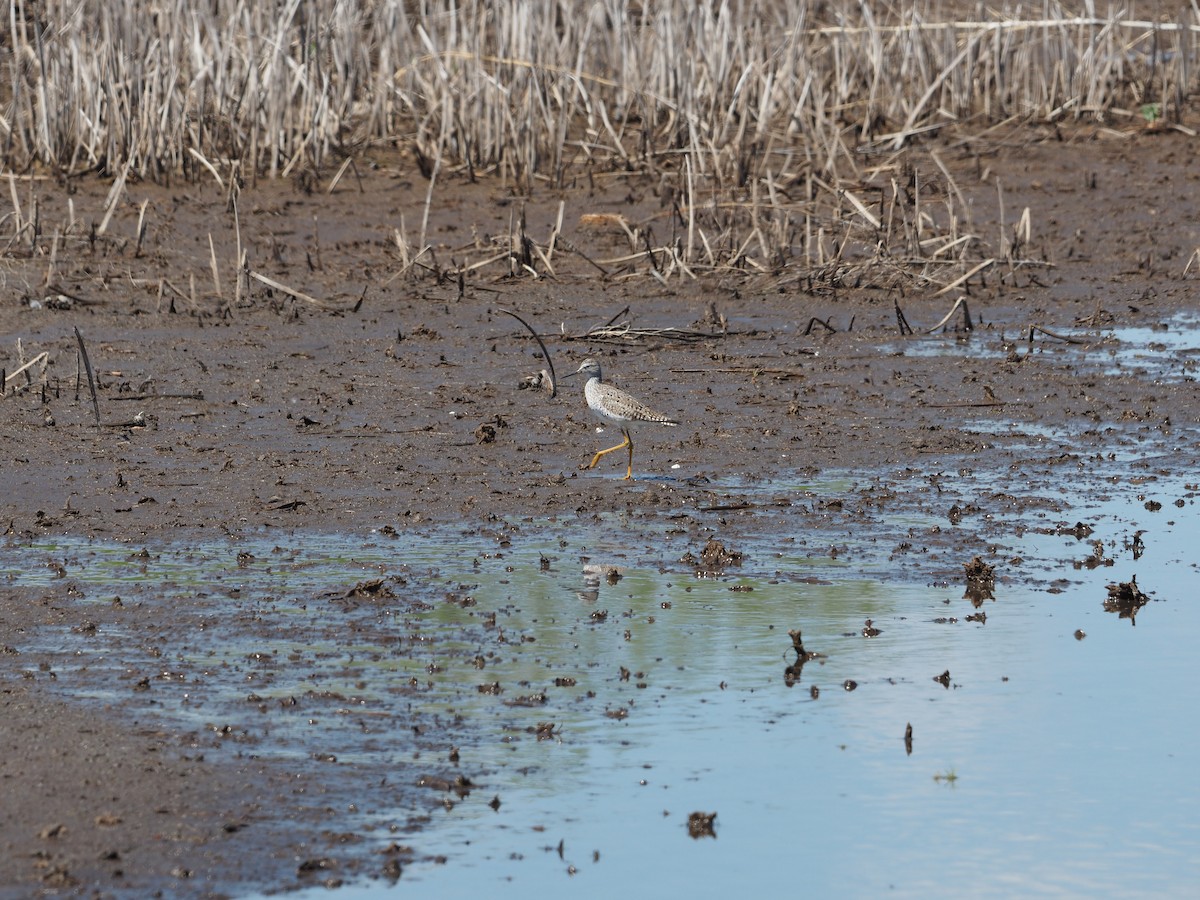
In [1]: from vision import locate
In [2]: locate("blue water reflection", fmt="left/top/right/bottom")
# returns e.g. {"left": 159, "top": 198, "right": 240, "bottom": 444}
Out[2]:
{"left": 3, "top": 486, "right": 1197, "bottom": 898}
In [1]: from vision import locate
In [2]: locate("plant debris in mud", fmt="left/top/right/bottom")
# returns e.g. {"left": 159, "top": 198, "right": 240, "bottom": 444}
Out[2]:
{"left": 1104, "top": 576, "right": 1150, "bottom": 625}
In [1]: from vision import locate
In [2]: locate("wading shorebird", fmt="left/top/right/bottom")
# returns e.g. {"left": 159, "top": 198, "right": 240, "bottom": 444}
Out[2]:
{"left": 566, "top": 358, "right": 677, "bottom": 480}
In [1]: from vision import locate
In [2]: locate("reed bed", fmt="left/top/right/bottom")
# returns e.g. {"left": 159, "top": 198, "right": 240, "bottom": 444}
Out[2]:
{"left": 2, "top": 0, "right": 1198, "bottom": 289}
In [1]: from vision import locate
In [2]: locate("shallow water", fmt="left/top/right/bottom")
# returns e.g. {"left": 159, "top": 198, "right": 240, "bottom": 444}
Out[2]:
{"left": 896, "top": 312, "right": 1200, "bottom": 384}
{"left": 3, "top": 472, "right": 1198, "bottom": 897}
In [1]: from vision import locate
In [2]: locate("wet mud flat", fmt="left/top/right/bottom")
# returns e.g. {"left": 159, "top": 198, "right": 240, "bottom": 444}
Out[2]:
{"left": 2, "top": 125, "right": 1200, "bottom": 894}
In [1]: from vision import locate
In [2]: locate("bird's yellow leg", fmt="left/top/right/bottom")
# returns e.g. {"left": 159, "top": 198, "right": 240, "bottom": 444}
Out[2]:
{"left": 623, "top": 435, "right": 635, "bottom": 480}
{"left": 583, "top": 433, "right": 631, "bottom": 470}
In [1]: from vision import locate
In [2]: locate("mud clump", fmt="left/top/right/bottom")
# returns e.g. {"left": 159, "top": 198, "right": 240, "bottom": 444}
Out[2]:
{"left": 323, "top": 578, "right": 399, "bottom": 611}
{"left": 687, "top": 811, "right": 717, "bottom": 839}
{"left": 681, "top": 539, "right": 745, "bottom": 577}
{"left": 1104, "top": 576, "right": 1150, "bottom": 625}
{"left": 963, "top": 556, "right": 995, "bottom": 606}
{"left": 474, "top": 415, "right": 508, "bottom": 444}
{"left": 416, "top": 774, "right": 474, "bottom": 799}
{"left": 1056, "top": 522, "right": 1094, "bottom": 540}
{"left": 1074, "top": 540, "right": 1113, "bottom": 570}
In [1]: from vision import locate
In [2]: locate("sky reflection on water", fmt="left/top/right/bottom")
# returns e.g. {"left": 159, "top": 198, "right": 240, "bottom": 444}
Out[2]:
{"left": 4, "top": 480, "right": 1197, "bottom": 898}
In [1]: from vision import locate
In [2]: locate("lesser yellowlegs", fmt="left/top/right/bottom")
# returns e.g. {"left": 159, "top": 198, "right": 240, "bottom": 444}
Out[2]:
{"left": 566, "top": 358, "right": 677, "bottom": 480}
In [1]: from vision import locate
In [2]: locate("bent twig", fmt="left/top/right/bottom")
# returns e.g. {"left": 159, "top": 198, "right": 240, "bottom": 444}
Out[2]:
{"left": 1027, "top": 324, "right": 1090, "bottom": 345}
{"left": 73, "top": 327, "right": 100, "bottom": 424}
{"left": 498, "top": 308, "right": 557, "bottom": 397}
{"left": 927, "top": 296, "right": 973, "bottom": 333}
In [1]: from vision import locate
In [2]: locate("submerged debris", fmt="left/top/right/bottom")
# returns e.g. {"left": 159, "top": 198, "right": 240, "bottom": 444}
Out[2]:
{"left": 963, "top": 556, "right": 995, "bottom": 606}
{"left": 1104, "top": 576, "right": 1150, "bottom": 625}
{"left": 904, "top": 723, "right": 914, "bottom": 756}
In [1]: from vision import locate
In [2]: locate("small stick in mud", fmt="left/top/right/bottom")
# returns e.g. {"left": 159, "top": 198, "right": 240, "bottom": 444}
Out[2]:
{"left": 3, "top": 351, "right": 49, "bottom": 395}
{"left": 555, "top": 237, "right": 610, "bottom": 278}
{"left": 926, "top": 295, "right": 973, "bottom": 333}
{"left": 249, "top": 270, "right": 330, "bottom": 309}
{"left": 788, "top": 628, "right": 821, "bottom": 661}
{"left": 498, "top": 308, "right": 557, "bottom": 397}
{"left": 603, "top": 305, "right": 631, "bottom": 329}
{"left": 804, "top": 316, "right": 836, "bottom": 335}
{"left": 784, "top": 628, "right": 823, "bottom": 687}
{"left": 208, "top": 233, "right": 221, "bottom": 299}
{"left": 134, "top": 199, "right": 149, "bottom": 258}
{"left": 894, "top": 298, "right": 914, "bottom": 335}
{"left": 1027, "top": 324, "right": 1089, "bottom": 345}
{"left": 932, "top": 258, "right": 995, "bottom": 297}
{"left": 73, "top": 326, "right": 101, "bottom": 424}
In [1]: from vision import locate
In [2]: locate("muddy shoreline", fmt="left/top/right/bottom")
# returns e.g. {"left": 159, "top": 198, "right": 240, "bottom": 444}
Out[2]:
{"left": 3, "top": 125, "right": 1200, "bottom": 894}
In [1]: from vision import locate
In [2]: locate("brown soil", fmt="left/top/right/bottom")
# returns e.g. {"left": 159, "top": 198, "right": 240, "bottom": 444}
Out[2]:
{"left": 2, "top": 122, "right": 1199, "bottom": 894}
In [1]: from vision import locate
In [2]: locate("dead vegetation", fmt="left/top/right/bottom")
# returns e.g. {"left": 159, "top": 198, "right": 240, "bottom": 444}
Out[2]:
{"left": 6, "top": 1, "right": 1196, "bottom": 179}
{"left": 2, "top": 1, "right": 1198, "bottom": 296}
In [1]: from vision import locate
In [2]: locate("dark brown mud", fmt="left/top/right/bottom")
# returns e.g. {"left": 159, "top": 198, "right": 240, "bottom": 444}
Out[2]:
{"left": 2, "top": 123, "right": 1199, "bottom": 894}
